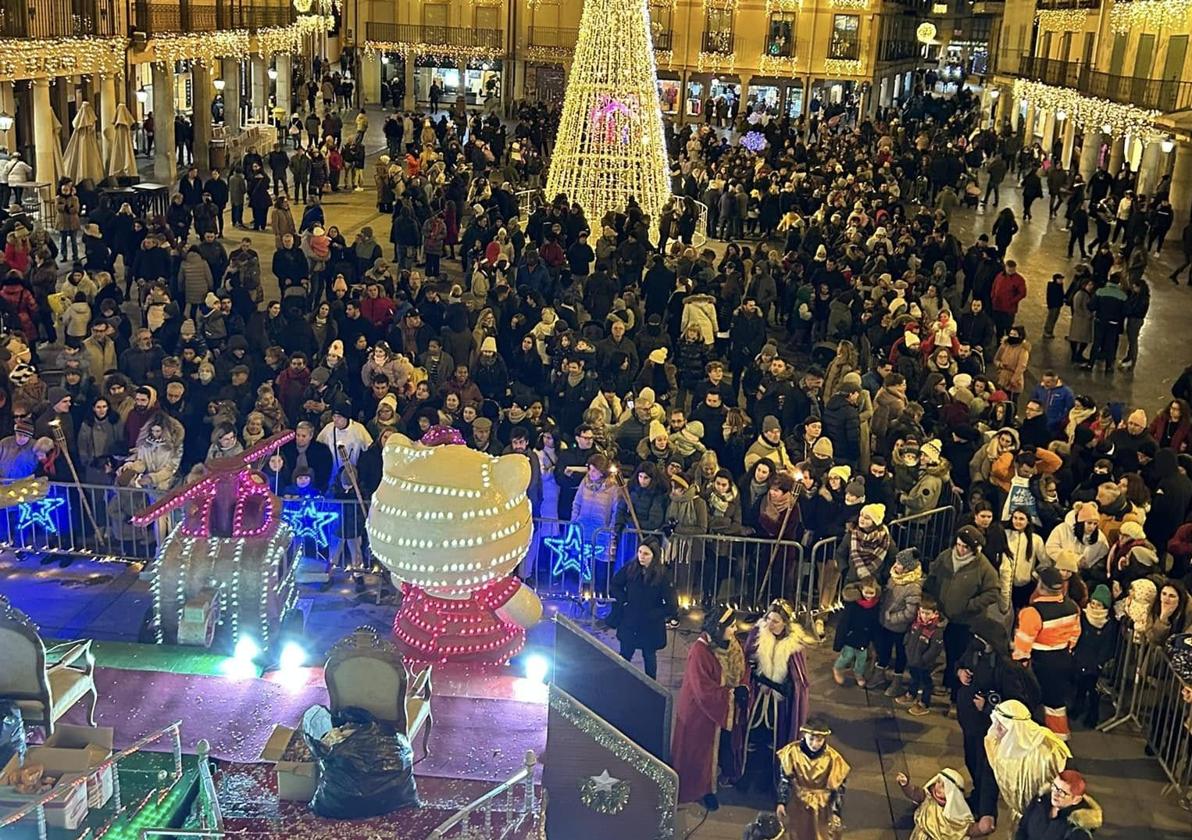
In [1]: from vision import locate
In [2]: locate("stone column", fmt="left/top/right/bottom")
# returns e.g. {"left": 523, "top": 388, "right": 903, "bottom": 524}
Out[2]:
{"left": 1041, "top": 110, "right": 1057, "bottom": 156}
{"left": 1010, "top": 93, "right": 1020, "bottom": 132}
{"left": 251, "top": 56, "right": 268, "bottom": 123}
{"left": 1022, "top": 101, "right": 1036, "bottom": 143}
{"left": 1169, "top": 140, "right": 1192, "bottom": 233}
{"left": 222, "top": 58, "right": 242, "bottom": 134}
{"left": 458, "top": 60, "right": 470, "bottom": 109}
{"left": 1136, "top": 140, "right": 1164, "bottom": 197}
{"left": 192, "top": 64, "right": 213, "bottom": 172}
{"left": 1108, "top": 134, "right": 1125, "bottom": 175}
{"left": 1079, "top": 130, "right": 1103, "bottom": 181}
{"left": 31, "top": 78, "right": 56, "bottom": 185}
{"left": 151, "top": 62, "right": 177, "bottom": 183}
{"left": 0, "top": 81, "right": 16, "bottom": 152}
{"left": 362, "top": 53, "right": 379, "bottom": 105}
{"left": 98, "top": 75, "right": 119, "bottom": 164}
{"left": 403, "top": 58, "right": 415, "bottom": 110}
{"left": 1061, "top": 118, "right": 1076, "bottom": 171}
{"left": 276, "top": 54, "right": 292, "bottom": 117}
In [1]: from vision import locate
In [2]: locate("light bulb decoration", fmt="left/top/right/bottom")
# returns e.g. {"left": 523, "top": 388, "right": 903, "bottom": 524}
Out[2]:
{"left": 17, "top": 493, "right": 65, "bottom": 534}
{"left": 1110, "top": 0, "right": 1192, "bottom": 33}
{"left": 1012, "top": 78, "right": 1159, "bottom": 140}
{"left": 543, "top": 524, "right": 602, "bottom": 582}
{"left": 282, "top": 500, "right": 338, "bottom": 549}
{"left": 132, "top": 431, "right": 297, "bottom": 651}
{"left": 544, "top": 0, "right": 672, "bottom": 240}
{"left": 368, "top": 427, "right": 543, "bottom": 665}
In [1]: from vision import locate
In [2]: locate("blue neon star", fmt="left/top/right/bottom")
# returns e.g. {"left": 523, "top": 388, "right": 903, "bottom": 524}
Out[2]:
{"left": 282, "top": 500, "right": 338, "bottom": 548}
{"left": 17, "top": 495, "right": 65, "bottom": 533}
{"left": 544, "top": 525, "right": 599, "bottom": 581}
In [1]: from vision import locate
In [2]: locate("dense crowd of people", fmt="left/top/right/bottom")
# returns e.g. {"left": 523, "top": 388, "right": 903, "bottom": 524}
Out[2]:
{"left": 1, "top": 64, "right": 1191, "bottom": 838}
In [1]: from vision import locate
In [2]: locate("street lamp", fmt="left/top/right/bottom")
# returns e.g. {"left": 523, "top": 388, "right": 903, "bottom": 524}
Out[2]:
{"left": 213, "top": 78, "right": 226, "bottom": 92}
{"left": 381, "top": 54, "right": 390, "bottom": 65}
{"left": 0, "top": 111, "right": 13, "bottom": 133}
{"left": 1054, "top": 108, "right": 1067, "bottom": 121}
{"left": 1161, "top": 135, "right": 1176, "bottom": 154}
{"left": 267, "top": 68, "right": 278, "bottom": 81}
{"left": 135, "top": 88, "right": 149, "bottom": 104}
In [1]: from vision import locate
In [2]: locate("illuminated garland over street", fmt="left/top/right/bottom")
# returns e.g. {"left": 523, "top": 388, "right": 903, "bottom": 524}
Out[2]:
{"left": 829, "top": 0, "right": 870, "bottom": 8}
{"left": 697, "top": 50, "right": 737, "bottom": 72}
{"left": 759, "top": 54, "right": 799, "bottom": 74}
{"left": 1110, "top": 0, "right": 1192, "bottom": 33}
{"left": 824, "top": 57, "right": 863, "bottom": 77}
{"left": 0, "top": 36, "right": 129, "bottom": 81}
{"left": 545, "top": 0, "right": 671, "bottom": 236}
{"left": 1035, "top": 8, "right": 1089, "bottom": 31}
{"left": 1012, "top": 78, "right": 1159, "bottom": 139}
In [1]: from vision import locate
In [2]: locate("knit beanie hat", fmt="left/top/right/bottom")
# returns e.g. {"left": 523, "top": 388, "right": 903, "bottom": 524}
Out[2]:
{"left": 648, "top": 420, "right": 668, "bottom": 441}
{"left": 812, "top": 437, "right": 834, "bottom": 459}
{"left": 1120, "top": 521, "right": 1146, "bottom": 541}
{"left": 956, "top": 524, "right": 986, "bottom": 552}
{"left": 1128, "top": 408, "right": 1147, "bottom": 427}
{"left": 860, "top": 503, "right": 886, "bottom": 526}
{"left": 894, "top": 547, "right": 921, "bottom": 572}
{"left": 1130, "top": 545, "right": 1159, "bottom": 567}
{"left": 1053, "top": 549, "right": 1081, "bottom": 575}
{"left": 827, "top": 465, "right": 852, "bottom": 484}
{"left": 1090, "top": 585, "right": 1113, "bottom": 609}
{"left": 921, "top": 438, "right": 943, "bottom": 465}
{"left": 1076, "top": 502, "right": 1100, "bottom": 523}
{"left": 762, "top": 415, "right": 781, "bottom": 434}
{"left": 1038, "top": 566, "right": 1064, "bottom": 590}
{"left": 636, "top": 387, "right": 656, "bottom": 408}
{"left": 844, "top": 478, "right": 865, "bottom": 501}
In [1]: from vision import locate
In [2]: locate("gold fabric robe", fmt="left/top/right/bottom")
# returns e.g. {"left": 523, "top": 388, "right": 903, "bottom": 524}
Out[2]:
{"left": 910, "top": 798, "right": 973, "bottom": 840}
{"left": 777, "top": 743, "right": 850, "bottom": 840}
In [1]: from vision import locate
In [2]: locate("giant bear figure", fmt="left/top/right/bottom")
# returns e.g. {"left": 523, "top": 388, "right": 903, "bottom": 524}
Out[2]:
{"left": 367, "top": 426, "right": 543, "bottom": 664}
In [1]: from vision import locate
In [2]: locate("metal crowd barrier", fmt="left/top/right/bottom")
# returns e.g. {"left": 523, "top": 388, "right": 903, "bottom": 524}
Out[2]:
{"left": 886, "top": 504, "right": 959, "bottom": 564}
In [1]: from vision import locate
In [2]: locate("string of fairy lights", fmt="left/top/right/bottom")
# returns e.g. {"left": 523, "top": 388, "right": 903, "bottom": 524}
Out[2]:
{"left": 1012, "top": 78, "right": 1161, "bottom": 142}
{"left": 1110, "top": 0, "right": 1192, "bottom": 33}
{"left": 0, "top": 36, "right": 129, "bottom": 81}
{"left": 151, "top": 15, "right": 333, "bottom": 67}
{"left": 1035, "top": 8, "right": 1088, "bottom": 32}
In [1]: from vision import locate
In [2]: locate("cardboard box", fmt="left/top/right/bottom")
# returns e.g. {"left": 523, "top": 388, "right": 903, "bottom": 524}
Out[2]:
{"left": 0, "top": 754, "right": 89, "bottom": 832}
{"left": 260, "top": 725, "right": 318, "bottom": 802}
{"left": 42, "top": 724, "right": 114, "bottom": 809}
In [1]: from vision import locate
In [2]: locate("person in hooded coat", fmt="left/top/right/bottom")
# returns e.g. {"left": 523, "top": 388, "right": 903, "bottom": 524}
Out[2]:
{"left": 1146, "top": 448, "right": 1192, "bottom": 554}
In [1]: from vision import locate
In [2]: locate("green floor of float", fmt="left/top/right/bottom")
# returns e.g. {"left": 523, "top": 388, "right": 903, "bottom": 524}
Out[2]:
{"left": 6, "top": 752, "right": 200, "bottom": 840}
{"left": 90, "top": 641, "right": 261, "bottom": 678}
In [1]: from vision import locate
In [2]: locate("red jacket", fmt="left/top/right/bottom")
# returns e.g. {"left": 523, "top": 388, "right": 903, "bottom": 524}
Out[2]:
{"left": 0, "top": 280, "right": 38, "bottom": 342}
{"left": 360, "top": 295, "right": 396, "bottom": 331}
{"left": 991, "top": 271, "right": 1027, "bottom": 315}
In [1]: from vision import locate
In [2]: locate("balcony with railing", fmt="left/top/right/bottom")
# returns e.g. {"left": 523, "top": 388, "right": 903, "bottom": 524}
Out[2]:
{"left": 701, "top": 30, "right": 735, "bottom": 55}
{"left": 1014, "top": 54, "right": 1192, "bottom": 114}
{"left": 0, "top": 0, "right": 119, "bottom": 38}
{"left": 130, "top": 0, "right": 295, "bottom": 35}
{"left": 528, "top": 26, "right": 577, "bottom": 49}
{"left": 827, "top": 28, "right": 861, "bottom": 61}
{"left": 366, "top": 21, "right": 503, "bottom": 50}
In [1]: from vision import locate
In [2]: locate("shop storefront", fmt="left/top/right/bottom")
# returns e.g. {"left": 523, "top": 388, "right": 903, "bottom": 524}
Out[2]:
{"left": 525, "top": 63, "right": 566, "bottom": 105}
{"left": 414, "top": 58, "right": 503, "bottom": 107}
{"left": 685, "top": 75, "right": 740, "bottom": 123}
{"left": 657, "top": 75, "right": 682, "bottom": 116}
{"left": 746, "top": 78, "right": 803, "bottom": 118}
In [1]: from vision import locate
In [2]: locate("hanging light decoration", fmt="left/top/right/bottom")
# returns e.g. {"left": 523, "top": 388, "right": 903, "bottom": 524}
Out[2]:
{"left": 1013, "top": 78, "right": 1159, "bottom": 140}
{"left": 1035, "top": 8, "right": 1088, "bottom": 32}
{"left": 1110, "top": 0, "right": 1192, "bottom": 33}
{"left": 0, "top": 36, "right": 128, "bottom": 81}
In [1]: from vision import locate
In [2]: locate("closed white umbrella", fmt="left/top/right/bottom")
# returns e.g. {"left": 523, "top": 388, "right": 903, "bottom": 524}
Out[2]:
{"left": 108, "top": 103, "right": 138, "bottom": 179}
{"left": 62, "top": 101, "right": 105, "bottom": 184}
{"left": 47, "top": 110, "right": 65, "bottom": 186}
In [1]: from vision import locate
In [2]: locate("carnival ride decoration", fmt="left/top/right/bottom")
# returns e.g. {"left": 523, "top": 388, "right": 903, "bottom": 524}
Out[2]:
{"left": 367, "top": 426, "right": 542, "bottom": 665}
{"left": 131, "top": 432, "right": 301, "bottom": 650}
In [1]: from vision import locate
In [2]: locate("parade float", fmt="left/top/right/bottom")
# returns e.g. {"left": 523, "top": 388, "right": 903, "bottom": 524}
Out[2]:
{"left": 366, "top": 426, "right": 542, "bottom": 665}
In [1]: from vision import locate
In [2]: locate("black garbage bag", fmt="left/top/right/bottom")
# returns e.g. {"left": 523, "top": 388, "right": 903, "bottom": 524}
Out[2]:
{"left": 301, "top": 705, "right": 420, "bottom": 819}
{"left": 0, "top": 702, "right": 24, "bottom": 771}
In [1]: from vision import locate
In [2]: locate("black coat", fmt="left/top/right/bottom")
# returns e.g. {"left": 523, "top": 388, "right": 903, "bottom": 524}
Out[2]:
{"left": 609, "top": 563, "right": 676, "bottom": 651}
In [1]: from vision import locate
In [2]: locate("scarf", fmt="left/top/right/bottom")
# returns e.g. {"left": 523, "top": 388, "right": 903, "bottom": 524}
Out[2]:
{"left": 849, "top": 525, "right": 890, "bottom": 580}
{"left": 761, "top": 492, "right": 793, "bottom": 524}
{"left": 1084, "top": 601, "right": 1109, "bottom": 630}
{"left": 889, "top": 565, "right": 923, "bottom": 588}
{"left": 708, "top": 487, "right": 735, "bottom": 516}
{"left": 911, "top": 612, "right": 941, "bottom": 640}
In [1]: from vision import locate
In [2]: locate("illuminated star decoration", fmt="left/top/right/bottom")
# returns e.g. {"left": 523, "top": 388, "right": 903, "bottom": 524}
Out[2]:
{"left": 544, "top": 525, "right": 601, "bottom": 581}
{"left": 282, "top": 500, "right": 338, "bottom": 548}
{"left": 17, "top": 495, "right": 65, "bottom": 534}
{"left": 741, "top": 130, "right": 768, "bottom": 153}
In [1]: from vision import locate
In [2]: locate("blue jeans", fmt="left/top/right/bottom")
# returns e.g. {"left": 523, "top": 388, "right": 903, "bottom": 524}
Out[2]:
{"left": 834, "top": 644, "right": 868, "bottom": 676}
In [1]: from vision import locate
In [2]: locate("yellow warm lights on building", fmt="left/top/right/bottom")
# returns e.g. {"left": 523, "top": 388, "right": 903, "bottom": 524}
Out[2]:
{"left": 545, "top": 0, "right": 672, "bottom": 236}
{"left": 1035, "top": 8, "right": 1088, "bottom": 32}
{"left": 0, "top": 36, "right": 129, "bottom": 81}
{"left": 1011, "top": 78, "right": 1159, "bottom": 140}
{"left": 1109, "top": 0, "right": 1192, "bottom": 33}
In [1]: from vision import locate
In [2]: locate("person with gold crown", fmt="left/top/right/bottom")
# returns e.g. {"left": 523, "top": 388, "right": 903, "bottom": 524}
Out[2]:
{"left": 671, "top": 606, "right": 749, "bottom": 810}
{"left": 775, "top": 715, "right": 850, "bottom": 840}
{"left": 738, "top": 598, "right": 814, "bottom": 796}
{"left": 896, "top": 767, "right": 993, "bottom": 839}
{"left": 984, "top": 699, "right": 1072, "bottom": 824}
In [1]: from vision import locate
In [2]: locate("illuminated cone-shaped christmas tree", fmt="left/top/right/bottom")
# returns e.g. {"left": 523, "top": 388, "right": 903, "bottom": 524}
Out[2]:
{"left": 545, "top": 0, "right": 671, "bottom": 234}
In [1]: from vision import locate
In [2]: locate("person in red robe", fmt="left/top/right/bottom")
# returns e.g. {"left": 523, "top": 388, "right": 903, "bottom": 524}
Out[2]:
{"left": 671, "top": 607, "right": 748, "bottom": 809}
{"left": 738, "top": 598, "right": 813, "bottom": 796}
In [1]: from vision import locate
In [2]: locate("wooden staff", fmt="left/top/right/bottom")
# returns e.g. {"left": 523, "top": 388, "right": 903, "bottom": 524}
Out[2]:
{"left": 757, "top": 476, "right": 805, "bottom": 597}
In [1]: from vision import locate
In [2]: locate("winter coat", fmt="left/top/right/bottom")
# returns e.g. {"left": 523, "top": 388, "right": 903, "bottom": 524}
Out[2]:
{"left": 833, "top": 581, "right": 882, "bottom": 651}
{"left": 879, "top": 570, "right": 924, "bottom": 633}
{"left": 1072, "top": 611, "right": 1118, "bottom": 677}
{"left": 821, "top": 392, "right": 861, "bottom": 465}
{"left": 609, "top": 564, "right": 676, "bottom": 651}
{"left": 900, "top": 459, "right": 951, "bottom": 515}
{"left": 904, "top": 616, "right": 948, "bottom": 670}
{"left": 924, "top": 548, "right": 1000, "bottom": 626}
{"left": 177, "top": 251, "right": 214, "bottom": 306}
{"left": 679, "top": 294, "right": 719, "bottom": 345}
{"left": 56, "top": 194, "right": 81, "bottom": 231}
{"left": 0, "top": 279, "right": 38, "bottom": 342}
{"left": 993, "top": 339, "right": 1030, "bottom": 392}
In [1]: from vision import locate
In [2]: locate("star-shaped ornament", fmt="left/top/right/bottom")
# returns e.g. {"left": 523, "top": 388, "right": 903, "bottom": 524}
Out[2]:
{"left": 589, "top": 769, "right": 620, "bottom": 793}
{"left": 282, "top": 500, "right": 338, "bottom": 548}
{"left": 17, "top": 495, "right": 65, "bottom": 533}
